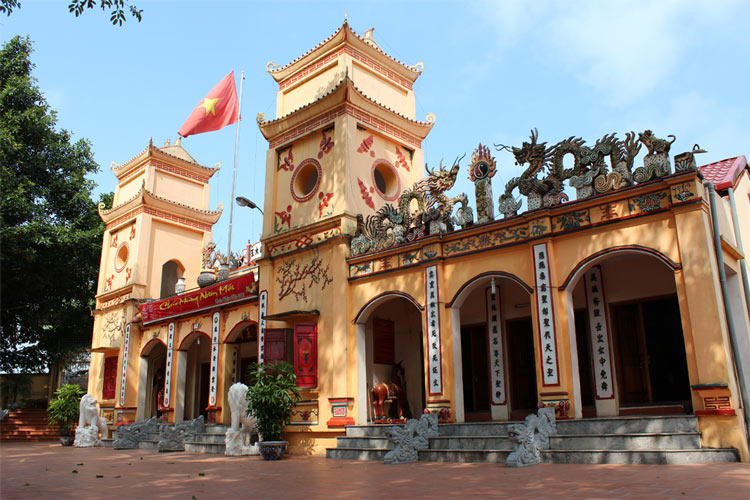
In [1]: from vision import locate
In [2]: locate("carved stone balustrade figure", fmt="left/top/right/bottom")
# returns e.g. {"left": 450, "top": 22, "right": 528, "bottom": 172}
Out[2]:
{"left": 383, "top": 412, "right": 438, "bottom": 464}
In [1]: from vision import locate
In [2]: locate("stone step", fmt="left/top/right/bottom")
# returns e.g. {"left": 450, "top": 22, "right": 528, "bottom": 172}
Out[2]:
{"left": 429, "top": 436, "right": 512, "bottom": 450}
{"left": 344, "top": 424, "right": 403, "bottom": 438}
{"left": 549, "top": 432, "right": 702, "bottom": 450}
{"left": 190, "top": 432, "right": 228, "bottom": 444}
{"left": 436, "top": 422, "right": 516, "bottom": 436}
{"left": 555, "top": 416, "right": 697, "bottom": 435}
{"left": 419, "top": 449, "right": 511, "bottom": 463}
{"left": 202, "top": 425, "right": 228, "bottom": 435}
{"left": 335, "top": 436, "right": 392, "bottom": 449}
{"left": 325, "top": 447, "right": 388, "bottom": 461}
{"left": 184, "top": 441, "right": 226, "bottom": 454}
{"left": 101, "top": 438, "right": 113, "bottom": 448}
{"left": 543, "top": 448, "right": 740, "bottom": 464}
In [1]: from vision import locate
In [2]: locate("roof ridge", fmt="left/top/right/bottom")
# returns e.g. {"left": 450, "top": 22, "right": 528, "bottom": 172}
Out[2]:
{"left": 257, "top": 76, "right": 433, "bottom": 129}
{"left": 267, "top": 23, "right": 422, "bottom": 78}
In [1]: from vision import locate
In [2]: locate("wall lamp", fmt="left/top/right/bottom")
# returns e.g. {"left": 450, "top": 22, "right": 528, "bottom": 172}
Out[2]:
{"left": 236, "top": 196, "right": 263, "bottom": 215}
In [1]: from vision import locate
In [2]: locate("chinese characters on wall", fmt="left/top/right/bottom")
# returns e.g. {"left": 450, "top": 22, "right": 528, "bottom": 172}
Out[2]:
{"left": 486, "top": 287, "right": 507, "bottom": 405}
{"left": 209, "top": 312, "right": 220, "bottom": 406}
{"left": 163, "top": 322, "right": 174, "bottom": 406}
{"left": 258, "top": 291, "right": 268, "bottom": 364}
{"left": 425, "top": 265, "right": 442, "bottom": 394}
{"left": 585, "top": 266, "right": 614, "bottom": 399}
{"left": 533, "top": 243, "right": 559, "bottom": 385}
{"left": 119, "top": 324, "right": 131, "bottom": 405}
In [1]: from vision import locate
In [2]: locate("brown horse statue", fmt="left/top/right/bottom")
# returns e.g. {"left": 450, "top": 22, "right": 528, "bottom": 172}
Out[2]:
{"left": 371, "top": 361, "right": 410, "bottom": 422}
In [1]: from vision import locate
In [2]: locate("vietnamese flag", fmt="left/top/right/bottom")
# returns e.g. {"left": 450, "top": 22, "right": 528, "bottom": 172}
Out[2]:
{"left": 178, "top": 72, "right": 239, "bottom": 137}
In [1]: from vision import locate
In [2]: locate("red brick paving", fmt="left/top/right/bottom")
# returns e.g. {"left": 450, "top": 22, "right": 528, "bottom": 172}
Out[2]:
{"left": 1, "top": 442, "right": 748, "bottom": 499}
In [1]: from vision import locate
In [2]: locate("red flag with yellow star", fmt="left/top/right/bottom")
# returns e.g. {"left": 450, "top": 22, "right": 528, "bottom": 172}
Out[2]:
{"left": 178, "top": 72, "right": 239, "bottom": 137}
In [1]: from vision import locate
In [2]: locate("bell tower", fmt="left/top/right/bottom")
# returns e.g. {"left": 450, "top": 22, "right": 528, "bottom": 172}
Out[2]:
{"left": 257, "top": 22, "right": 434, "bottom": 240}
{"left": 87, "top": 138, "right": 223, "bottom": 418}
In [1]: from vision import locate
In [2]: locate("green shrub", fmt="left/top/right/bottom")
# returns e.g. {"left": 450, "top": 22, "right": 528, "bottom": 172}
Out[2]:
{"left": 47, "top": 384, "right": 84, "bottom": 436}
{"left": 245, "top": 362, "right": 300, "bottom": 442}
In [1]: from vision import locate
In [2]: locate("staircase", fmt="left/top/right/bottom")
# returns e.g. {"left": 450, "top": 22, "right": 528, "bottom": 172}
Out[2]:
{"left": 326, "top": 416, "right": 740, "bottom": 464}
{"left": 0, "top": 409, "right": 59, "bottom": 442}
{"left": 101, "top": 424, "right": 229, "bottom": 454}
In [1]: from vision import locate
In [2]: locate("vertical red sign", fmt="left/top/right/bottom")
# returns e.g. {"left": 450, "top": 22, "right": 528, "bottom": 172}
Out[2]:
{"left": 294, "top": 324, "right": 317, "bottom": 388}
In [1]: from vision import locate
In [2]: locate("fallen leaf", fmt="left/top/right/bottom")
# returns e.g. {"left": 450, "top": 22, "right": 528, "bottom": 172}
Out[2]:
{"left": 114, "top": 476, "right": 121, "bottom": 478}
{"left": 24, "top": 483, "right": 29, "bottom": 487}
{"left": 76, "top": 463, "right": 84, "bottom": 466}
{"left": 198, "top": 473, "right": 205, "bottom": 477}
{"left": 72, "top": 470, "right": 78, "bottom": 474}
{"left": 96, "top": 475, "right": 103, "bottom": 478}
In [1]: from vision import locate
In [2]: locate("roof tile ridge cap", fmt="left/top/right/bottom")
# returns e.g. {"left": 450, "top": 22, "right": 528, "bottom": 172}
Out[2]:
{"left": 699, "top": 155, "right": 742, "bottom": 170}
{"left": 143, "top": 186, "right": 223, "bottom": 215}
{"left": 112, "top": 146, "right": 150, "bottom": 172}
{"left": 154, "top": 146, "right": 217, "bottom": 171}
{"left": 348, "top": 25, "right": 423, "bottom": 74}
{"left": 349, "top": 81, "right": 433, "bottom": 126}
{"left": 258, "top": 74, "right": 349, "bottom": 126}
{"left": 98, "top": 181, "right": 146, "bottom": 215}
{"left": 269, "top": 24, "right": 345, "bottom": 74}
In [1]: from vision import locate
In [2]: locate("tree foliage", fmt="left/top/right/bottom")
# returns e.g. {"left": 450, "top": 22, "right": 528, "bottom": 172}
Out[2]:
{"left": 0, "top": 0, "right": 142, "bottom": 26}
{"left": 0, "top": 36, "right": 109, "bottom": 373}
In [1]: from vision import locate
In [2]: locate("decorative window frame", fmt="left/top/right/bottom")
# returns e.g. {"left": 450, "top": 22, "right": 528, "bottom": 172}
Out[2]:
{"left": 370, "top": 159, "right": 401, "bottom": 201}
{"left": 290, "top": 158, "right": 322, "bottom": 202}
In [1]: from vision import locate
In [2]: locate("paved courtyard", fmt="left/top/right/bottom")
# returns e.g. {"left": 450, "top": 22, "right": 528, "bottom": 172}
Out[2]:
{"left": 1, "top": 442, "right": 748, "bottom": 499}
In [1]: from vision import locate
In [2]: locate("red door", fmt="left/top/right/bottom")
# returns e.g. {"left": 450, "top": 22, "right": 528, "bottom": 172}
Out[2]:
{"left": 294, "top": 324, "right": 318, "bottom": 388}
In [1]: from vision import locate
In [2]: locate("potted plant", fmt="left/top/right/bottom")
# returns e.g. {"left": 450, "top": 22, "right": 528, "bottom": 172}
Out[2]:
{"left": 47, "top": 384, "right": 84, "bottom": 446}
{"left": 245, "top": 361, "right": 301, "bottom": 460}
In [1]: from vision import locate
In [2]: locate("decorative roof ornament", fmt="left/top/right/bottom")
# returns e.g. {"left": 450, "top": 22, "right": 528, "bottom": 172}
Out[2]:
{"left": 256, "top": 112, "right": 266, "bottom": 124}
{"left": 266, "top": 61, "right": 281, "bottom": 72}
{"left": 468, "top": 144, "right": 497, "bottom": 224}
{"left": 495, "top": 129, "right": 675, "bottom": 219}
{"left": 425, "top": 113, "right": 436, "bottom": 124}
{"left": 351, "top": 156, "right": 472, "bottom": 256}
{"left": 409, "top": 62, "right": 425, "bottom": 72}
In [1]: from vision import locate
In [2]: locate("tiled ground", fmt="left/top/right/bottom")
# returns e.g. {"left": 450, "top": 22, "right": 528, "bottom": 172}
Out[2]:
{"left": 1, "top": 442, "right": 748, "bottom": 499}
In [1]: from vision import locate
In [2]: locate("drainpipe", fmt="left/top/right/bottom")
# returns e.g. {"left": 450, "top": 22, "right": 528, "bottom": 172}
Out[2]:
{"left": 705, "top": 181, "right": 750, "bottom": 437}
{"left": 727, "top": 187, "right": 750, "bottom": 319}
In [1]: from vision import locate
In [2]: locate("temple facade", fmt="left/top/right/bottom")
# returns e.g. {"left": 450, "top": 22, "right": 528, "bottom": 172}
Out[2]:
{"left": 87, "top": 23, "right": 750, "bottom": 460}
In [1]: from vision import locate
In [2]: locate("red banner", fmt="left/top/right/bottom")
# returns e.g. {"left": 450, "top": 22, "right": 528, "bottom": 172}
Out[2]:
{"left": 140, "top": 273, "right": 256, "bottom": 324}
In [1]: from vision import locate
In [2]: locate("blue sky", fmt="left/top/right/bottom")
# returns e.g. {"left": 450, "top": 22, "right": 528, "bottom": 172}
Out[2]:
{"left": 3, "top": 0, "right": 749, "bottom": 254}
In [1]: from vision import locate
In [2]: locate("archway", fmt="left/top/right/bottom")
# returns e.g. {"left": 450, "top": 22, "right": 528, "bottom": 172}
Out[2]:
{"left": 176, "top": 331, "right": 211, "bottom": 421}
{"left": 566, "top": 249, "right": 691, "bottom": 417}
{"left": 136, "top": 339, "right": 166, "bottom": 421}
{"left": 160, "top": 259, "right": 185, "bottom": 299}
{"left": 448, "top": 272, "right": 535, "bottom": 422}
{"left": 225, "top": 321, "right": 258, "bottom": 386}
{"left": 355, "top": 293, "right": 425, "bottom": 423}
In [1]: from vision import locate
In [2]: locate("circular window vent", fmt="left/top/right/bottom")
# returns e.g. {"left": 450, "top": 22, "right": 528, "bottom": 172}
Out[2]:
{"left": 371, "top": 159, "right": 400, "bottom": 201}
{"left": 115, "top": 242, "right": 129, "bottom": 272}
{"left": 290, "top": 158, "right": 322, "bottom": 202}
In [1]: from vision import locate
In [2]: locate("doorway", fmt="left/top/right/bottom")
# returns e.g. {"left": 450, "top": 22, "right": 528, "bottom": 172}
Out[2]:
{"left": 611, "top": 296, "right": 690, "bottom": 411}
{"left": 506, "top": 318, "right": 537, "bottom": 419}
{"left": 461, "top": 324, "right": 490, "bottom": 419}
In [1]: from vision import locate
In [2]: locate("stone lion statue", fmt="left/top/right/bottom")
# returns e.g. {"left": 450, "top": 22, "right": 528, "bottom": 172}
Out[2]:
{"left": 506, "top": 406, "right": 556, "bottom": 467}
{"left": 74, "top": 394, "right": 108, "bottom": 447}
{"left": 224, "top": 383, "right": 259, "bottom": 456}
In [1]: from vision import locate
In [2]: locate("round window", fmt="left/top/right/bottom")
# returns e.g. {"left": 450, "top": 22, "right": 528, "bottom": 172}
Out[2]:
{"left": 290, "top": 158, "right": 322, "bottom": 202}
{"left": 371, "top": 159, "right": 400, "bottom": 201}
{"left": 115, "top": 242, "right": 129, "bottom": 272}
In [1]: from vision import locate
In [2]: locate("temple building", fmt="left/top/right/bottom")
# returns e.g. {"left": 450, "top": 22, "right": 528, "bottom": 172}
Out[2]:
{"left": 87, "top": 22, "right": 750, "bottom": 461}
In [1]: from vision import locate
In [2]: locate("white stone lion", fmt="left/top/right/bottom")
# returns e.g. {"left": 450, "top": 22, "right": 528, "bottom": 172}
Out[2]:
{"left": 224, "top": 383, "right": 259, "bottom": 456}
{"left": 74, "top": 394, "right": 109, "bottom": 447}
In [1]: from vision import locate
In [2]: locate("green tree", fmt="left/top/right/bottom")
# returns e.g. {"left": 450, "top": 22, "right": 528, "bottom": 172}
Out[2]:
{"left": 0, "top": 36, "right": 109, "bottom": 374}
{"left": 0, "top": 0, "right": 142, "bottom": 26}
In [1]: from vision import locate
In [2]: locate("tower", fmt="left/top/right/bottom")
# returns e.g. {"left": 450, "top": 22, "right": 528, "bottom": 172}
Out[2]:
{"left": 87, "top": 139, "right": 222, "bottom": 423}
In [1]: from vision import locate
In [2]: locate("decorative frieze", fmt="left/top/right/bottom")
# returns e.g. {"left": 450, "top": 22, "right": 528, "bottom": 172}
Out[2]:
{"left": 267, "top": 225, "right": 341, "bottom": 257}
{"left": 533, "top": 243, "right": 559, "bottom": 386}
{"left": 584, "top": 266, "right": 614, "bottom": 399}
{"left": 425, "top": 265, "right": 442, "bottom": 394}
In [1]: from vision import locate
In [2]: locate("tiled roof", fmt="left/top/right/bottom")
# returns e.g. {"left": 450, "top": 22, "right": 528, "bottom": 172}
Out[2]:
{"left": 699, "top": 156, "right": 747, "bottom": 191}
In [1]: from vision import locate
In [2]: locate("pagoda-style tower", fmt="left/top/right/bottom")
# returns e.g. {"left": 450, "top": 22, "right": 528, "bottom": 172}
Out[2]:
{"left": 254, "top": 23, "right": 433, "bottom": 447}
{"left": 87, "top": 139, "right": 222, "bottom": 423}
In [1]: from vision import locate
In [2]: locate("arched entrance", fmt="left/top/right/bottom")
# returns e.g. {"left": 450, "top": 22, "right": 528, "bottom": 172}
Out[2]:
{"left": 136, "top": 339, "right": 166, "bottom": 421}
{"left": 566, "top": 249, "right": 691, "bottom": 417}
{"left": 225, "top": 321, "right": 258, "bottom": 386}
{"left": 355, "top": 293, "right": 426, "bottom": 423}
{"left": 175, "top": 331, "right": 211, "bottom": 421}
{"left": 449, "top": 273, "right": 535, "bottom": 422}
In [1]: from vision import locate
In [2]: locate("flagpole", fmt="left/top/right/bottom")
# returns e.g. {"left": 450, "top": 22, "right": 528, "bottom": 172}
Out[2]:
{"left": 227, "top": 71, "right": 245, "bottom": 260}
